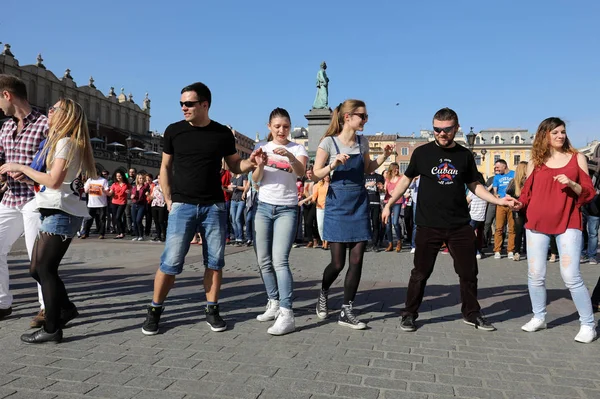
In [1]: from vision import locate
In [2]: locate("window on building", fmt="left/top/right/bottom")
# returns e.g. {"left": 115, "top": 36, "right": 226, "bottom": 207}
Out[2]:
{"left": 476, "top": 136, "right": 481, "bottom": 145}
{"left": 514, "top": 154, "right": 521, "bottom": 166}
{"left": 494, "top": 154, "right": 501, "bottom": 163}
{"left": 401, "top": 147, "right": 408, "bottom": 156}
{"left": 475, "top": 156, "right": 481, "bottom": 166}
{"left": 399, "top": 162, "right": 409, "bottom": 174}
{"left": 494, "top": 136, "right": 500, "bottom": 144}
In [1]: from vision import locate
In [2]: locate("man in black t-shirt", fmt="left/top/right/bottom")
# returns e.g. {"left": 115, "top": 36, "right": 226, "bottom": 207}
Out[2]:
{"left": 141, "top": 82, "right": 265, "bottom": 336}
{"left": 383, "top": 108, "right": 515, "bottom": 332}
{"left": 365, "top": 171, "right": 384, "bottom": 251}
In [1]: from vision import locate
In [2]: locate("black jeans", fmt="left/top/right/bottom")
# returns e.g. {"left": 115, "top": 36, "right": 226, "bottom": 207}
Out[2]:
{"left": 152, "top": 205, "right": 168, "bottom": 239}
{"left": 369, "top": 205, "right": 382, "bottom": 246}
{"left": 145, "top": 204, "right": 153, "bottom": 236}
{"left": 513, "top": 211, "right": 526, "bottom": 254}
{"left": 483, "top": 203, "right": 496, "bottom": 246}
{"left": 303, "top": 203, "right": 319, "bottom": 242}
{"left": 403, "top": 224, "right": 481, "bottom": 320}
{"left": 83, "top": 206, "right": 107, "bottom": 236}
{"left": 112, "top": 203, "right": 127, "bottom": 235}
{"left": 591, "top": 277, "right": 600, "bottom": 307}
{"left": 404, "top": 205, "right": 413, "bottom": 244}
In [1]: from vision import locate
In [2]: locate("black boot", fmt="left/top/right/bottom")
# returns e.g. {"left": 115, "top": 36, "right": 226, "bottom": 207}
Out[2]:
{"left": 21, "top": 328, "right": 63, "bottom": 344}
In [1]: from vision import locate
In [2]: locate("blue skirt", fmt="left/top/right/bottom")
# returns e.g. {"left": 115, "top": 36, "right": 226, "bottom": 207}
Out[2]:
{"left": 323, "top": 184, "right": 371, "bottom": 243}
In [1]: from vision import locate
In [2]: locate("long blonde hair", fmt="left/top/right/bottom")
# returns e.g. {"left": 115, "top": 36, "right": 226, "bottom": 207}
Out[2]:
{"left": 44, "top": 98, "right": 97, "bottom": 178}
{"left": 531, "top": 117, "right": 577, "bottom": 167}
{"left": 513, "top": 161, "right": 528, "bottom": 197}
{"left": 387, "top": 162, "right": 399, "bottom": 179}
{"left": 322, "top": 99, "right": 366, "bottom": 139}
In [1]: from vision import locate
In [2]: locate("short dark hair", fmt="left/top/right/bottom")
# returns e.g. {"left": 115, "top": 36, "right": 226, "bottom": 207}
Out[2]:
{"left": 432, "top": 107, "right": 459, "bottom": 125}
{"left": 0, "top": 74, "right": 27, "bottom": 100}
{"left": 146, "top": 173, "right": 153, "bottom": 179}
{"left": 129, "top": 167, "right": 137, "bottom": 173}
{"left": 495, "top": 159, "right": 508, "bottom": 166}
{"left": 181, "top": 82, "right": 212, "bottom": 108}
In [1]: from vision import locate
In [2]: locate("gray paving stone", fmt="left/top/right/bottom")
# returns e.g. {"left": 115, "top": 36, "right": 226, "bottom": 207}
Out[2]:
{"left": 120, "top": 364, "right": 169, "bottom": 376}
{"left": 154, "top": 357, "right": 201, "bottom": 369}
{"left": 131, "top": 391, "right": 186, "bottom": 399}
{"left": 348, "top": 365, "right": 392, "bottom": 378}
{"left": 5, "top": 376, "right": 56, "bottom": 390}
{"left": 316, "top": 371, "right": 362, "bottom": 386}
{"left": 392, "top": 370, "right": 435, "bottom": 383}
{"left": 551, "top": 376, "right": 598, "bottom": 389}
{"left": 336, "top": 384, "right": 381, "bottom": 399}
{"left": 275, "top": 368, "right": 317, "bottom": 380}
{"left": 507, "top": 364, "right": 552, "bottom": 375}
{"left": 1, "top": 390, "right": 55, "bottom": 399}
{"left": 291, "top": 380, "right": 336, "bottom": 395}
{"left": 125, "top": 376, "right": 176, "bottom": 390}
{"left": 159, "top": 367, "right": 208, "bottom": 380}
{"left": 85, "top": 361, "right": 131, "bottom": 373}
{"left": 167, "top": 379, "right": 220, "bottom": 395}
{"left": 86, "top": 372, "right": 137, "bottom": 386}
{"left": 48, "top": 358, "right": 95, "bottom": 370}
{"left": 213, "top": 383, "right": 262, "bottom": 399}
{"left": 528, "top": 383, "right": 582, "bottom": 397}
{"left": 0, "top": 387, "right": 17, "bottom": 399}
{"left": 379, "top": 391, "right": 428, "bottom": 399}
{"left": 436, "top": 374, "right": 482, "bottom": 387}
{"left": 43, "top": 381, "right": 97, "bottom": 394}
{"left": 12, "top": 355, "right": 59, "bottom": 367}
{"left": 500, "top": 371, "right": 549, "bottom": 383}
{"left": 363, "top": 376, "right": 407, "bottom": 391}
{"left": 454, "top": 386, "right": 506, "bottom": 399}
{"left": 412, "top": 363, "right": 455, "bottom": 375}
{"left": 408, "top": 381, "right": 454, "bottom": 395}
{"left": 371, "top": 358, "right": 412, "bottom": 370}
{"left": 86, "top": 385, "right": 141, "bottom": 398}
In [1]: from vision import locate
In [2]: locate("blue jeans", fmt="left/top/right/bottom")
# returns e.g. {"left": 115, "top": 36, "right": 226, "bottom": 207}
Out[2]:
{"left": 583, "top": 212, "right": 599, "bottom": 259}
{"left": 40, "top": 212, "right": 83, "bottom": 239}
{"left": 131, "top": 203, "right": 145, "bottom": 238}
{"left": 386, "top": 203, "right": 403, "bottom": 243}
{"left": 254, "top": 202, "right": 297, "bottom": 309}
{"left": 160, "top": 202, "right": 226, "bottom": 274}
{"left": 526, "top": 229, "right": 594, "bottom": 326}
{"left": 230, "top": 200, "right": 245, "bottom": 242}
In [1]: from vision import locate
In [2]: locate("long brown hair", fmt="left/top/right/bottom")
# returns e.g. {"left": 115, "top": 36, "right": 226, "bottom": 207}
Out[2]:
{"left": 513, "top": 161, "right": 528, "bottom": 197}
{"left": 531, "top": 117, "right": 577, "bottom": 167}
{"left": 44, "top": 98, "right": 96, "bottom": 178}
{"left": 387, "top": 162, "right": 399, "bottom": 179}
{"left": 322, "top": 99, "right": 366, "bottom": 139}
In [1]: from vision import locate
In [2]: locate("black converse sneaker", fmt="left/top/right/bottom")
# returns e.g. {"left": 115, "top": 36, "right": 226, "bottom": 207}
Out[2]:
{"left": 463, "top": 315, "right": 496, "bottom": 332}
{"left": 338, "top": 302, "right": 367, "bottom": 330}
{"left": 141, "top": 305, "right": 163, "bottom": 335}
{"left": 400, "top": 315, "right": 417, "bottom": 332}
{"left": 206, "top": 304, "right": 227, "bottom": 332}
{"left": 316, "top": 289, "right": 329, "bottom": 319}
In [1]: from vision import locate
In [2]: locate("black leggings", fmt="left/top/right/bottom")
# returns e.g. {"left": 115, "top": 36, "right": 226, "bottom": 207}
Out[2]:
{"left": 152, "top": 206, "right": 168, "bottom": 239}
{"left": 29, "top": 233, "right": 74, "bottom": 333}
{"left": 112, "top": 204, "right": 127, "bottom": 235}
{"left": 321, "top": 241, "right": 366, "bottom": 304}
{"left": 303, "top": 203, "right": 319, "bottom": 242}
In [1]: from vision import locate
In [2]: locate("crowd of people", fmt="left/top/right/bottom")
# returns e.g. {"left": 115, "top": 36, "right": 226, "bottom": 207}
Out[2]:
{"left": 0, "top": 74, "right": 599, "bottom": 345}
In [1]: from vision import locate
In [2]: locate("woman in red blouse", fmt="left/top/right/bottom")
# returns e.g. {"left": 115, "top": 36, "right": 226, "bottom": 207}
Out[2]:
{"left": 516, "top": 117, "right": 596, "bottom": 343}
{"left": 108, "top": 171, "right": 130, "bottom": 239}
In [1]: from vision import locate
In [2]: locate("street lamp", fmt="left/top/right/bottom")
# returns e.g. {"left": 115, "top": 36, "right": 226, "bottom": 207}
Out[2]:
{"left": 466, "top": 126, "right": 476, "bottom": 151}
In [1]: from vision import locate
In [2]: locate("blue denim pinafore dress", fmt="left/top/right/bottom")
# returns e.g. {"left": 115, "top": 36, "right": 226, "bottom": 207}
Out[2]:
{"left": 322, "top": 136, "right": 371, "bottom": 243}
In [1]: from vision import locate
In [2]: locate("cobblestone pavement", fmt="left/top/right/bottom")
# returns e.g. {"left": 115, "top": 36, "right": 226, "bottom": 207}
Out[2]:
{"left": 1, "top": 236, "right": 599, "bottom": 399}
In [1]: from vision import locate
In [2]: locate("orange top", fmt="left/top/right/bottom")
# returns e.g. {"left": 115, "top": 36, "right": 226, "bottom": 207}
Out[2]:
{"left": 312, "top": 181, "right": 329, "bottom": 209}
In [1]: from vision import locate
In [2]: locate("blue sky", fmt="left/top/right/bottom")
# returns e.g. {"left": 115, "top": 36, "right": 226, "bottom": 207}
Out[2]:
{"left": 2, "top": 1, "right": 599, "bottom": 146}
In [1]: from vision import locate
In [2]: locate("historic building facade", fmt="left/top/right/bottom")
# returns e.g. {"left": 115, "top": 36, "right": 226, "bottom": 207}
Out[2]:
{"left": 365, "top": 134, "right": 399, "bottom": 174}
{"left": 0, "top": 43, "right": 160, "bottom": 175}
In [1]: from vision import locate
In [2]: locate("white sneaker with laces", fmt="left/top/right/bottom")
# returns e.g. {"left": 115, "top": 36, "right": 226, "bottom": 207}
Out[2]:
{"left": 476, "top": 253, "right": 482, "bottom": 260}
{"left": 494, "top": 252, "right": 501, "bottom": 259}
{"left": 267, "top": 308, "right": 295, "bottom": 336}
{"left": 256, "top": 299, "right": 279, "bottom": 322}
{"left": 521, "top": 317, "right": 546, "bottom": 332}
{"left": 574, "top": 325, "right": 597, "bottom": 344}
{"left": 410, "top": 248, "right": 416, "bottom": 254}
{"left": 508, "top": 252, "right": 514, "bottom": 260}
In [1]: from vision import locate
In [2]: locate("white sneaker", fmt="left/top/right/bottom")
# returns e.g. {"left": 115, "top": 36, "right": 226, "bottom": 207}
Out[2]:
{"left": 513, "top": 253, "right": 520, "bottom": 261}
{"left": 521, "top": 317, "right": 546, "bottom": 332}
{"left": 267, "top": 308, "right": 295, "bottom": 336}
{"left": 410, "top": 248, "right": 416, "bottom": 254}
{"left": 494, "top": 252, "right": 501, "bottom": 259}
{"left": 574, "top": 325, "right": 597, "bottom": 344}
{"left": 256, "top": 299, "right": 279, "bottom": 322}
{"left": 137, "top": 237, "right": 144, "bottom": 241}
{"left": 131, "top": 237, "right": 138, "bottom": 241}
{"left": 508, "top": 252, "right": 514, "bottom": 260}
{"left": 476, "top": 253, "right": 482, "bottom": 260}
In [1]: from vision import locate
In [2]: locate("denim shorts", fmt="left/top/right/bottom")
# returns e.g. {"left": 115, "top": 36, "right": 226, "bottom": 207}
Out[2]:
{"left": 39, "top": 211, "right": 83, "bottom": 239}
{"left": 160, "top": 202, "right": 227, "bottom": 275}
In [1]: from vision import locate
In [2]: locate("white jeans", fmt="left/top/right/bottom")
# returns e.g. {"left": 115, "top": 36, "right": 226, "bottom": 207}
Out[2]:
{"left": 0, "top": 199, "right": 44, "bottom": 309}
{"left": 316, "top": 208, "right": 325, "bottom": 241}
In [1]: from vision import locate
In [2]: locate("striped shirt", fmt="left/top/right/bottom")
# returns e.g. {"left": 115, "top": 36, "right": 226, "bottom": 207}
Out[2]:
{"left": 468, "top": 191, "right": 487, "bottom": 222}
{"left": 0, "top": 109, "right": 48, "bottom": 208}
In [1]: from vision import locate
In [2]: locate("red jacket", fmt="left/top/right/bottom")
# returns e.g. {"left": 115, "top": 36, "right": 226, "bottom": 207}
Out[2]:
{"left": 221, "top": 169, "right": 232, "bottom": 202}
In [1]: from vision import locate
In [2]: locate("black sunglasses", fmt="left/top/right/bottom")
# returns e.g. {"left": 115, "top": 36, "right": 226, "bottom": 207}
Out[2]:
{"left": 351, "top": 113, "right": 369, "bottom": 121}
{"left": 180, "top": 101, "right": 201, "bottom": 108}
{"left": 433, "top": 125, "right": 456, "bottom": 134}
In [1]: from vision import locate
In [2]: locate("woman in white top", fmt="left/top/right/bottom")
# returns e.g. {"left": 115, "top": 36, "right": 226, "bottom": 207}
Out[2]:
{"left": 252, "top": 108, "right": 308, "bottom": 336}
{"left": 0, "top": 98, "right": 96, "bottom": 344}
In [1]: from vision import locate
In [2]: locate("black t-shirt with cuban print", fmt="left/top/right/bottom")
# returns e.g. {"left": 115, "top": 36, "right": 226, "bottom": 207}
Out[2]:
{"left": 404, "top": 141, "right": 478, "bottom": 229}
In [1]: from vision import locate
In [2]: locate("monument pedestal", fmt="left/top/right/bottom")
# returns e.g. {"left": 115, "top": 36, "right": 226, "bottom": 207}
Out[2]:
{"left": 305, "top": 108, "right": 332, "bottom": 160}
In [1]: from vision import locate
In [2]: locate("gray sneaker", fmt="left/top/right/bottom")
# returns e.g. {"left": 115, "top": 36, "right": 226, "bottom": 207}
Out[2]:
{"left": 316, "top": 289, "right": 328, "bottom": 319}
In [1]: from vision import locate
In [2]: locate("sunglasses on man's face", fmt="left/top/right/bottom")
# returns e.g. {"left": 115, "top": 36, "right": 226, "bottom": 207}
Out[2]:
{"left": 433, "top": 125, "right": 456, "bottom": 134}
{"left": 180, "top": 101, "right": 201, "bottom": 108}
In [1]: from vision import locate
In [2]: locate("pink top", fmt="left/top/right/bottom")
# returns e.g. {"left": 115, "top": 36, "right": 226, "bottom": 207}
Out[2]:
{"left": 384, "top": 177, "right": 402, "bottom": 204}
{"left": 520, "top": 154, "right": 595, "bottom": 235}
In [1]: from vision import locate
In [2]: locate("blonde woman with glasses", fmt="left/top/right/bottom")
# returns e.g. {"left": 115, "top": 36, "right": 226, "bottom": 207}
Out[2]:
{"left": 0, "top": 98, "right": 96, "bottom": 343}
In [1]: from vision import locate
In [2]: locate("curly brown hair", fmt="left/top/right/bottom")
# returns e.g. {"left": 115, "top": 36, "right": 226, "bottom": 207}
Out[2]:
{"left": 531, "top": 117, "right": 577, "bottom": 167}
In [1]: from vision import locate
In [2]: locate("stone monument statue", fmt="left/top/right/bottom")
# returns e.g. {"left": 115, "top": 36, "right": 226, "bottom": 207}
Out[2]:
{"left": 312, "top": 61, "right": 329, "bottom": 109}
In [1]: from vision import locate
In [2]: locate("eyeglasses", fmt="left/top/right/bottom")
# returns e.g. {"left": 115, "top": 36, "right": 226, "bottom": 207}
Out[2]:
{"left": 351, "top": 113, "right": 369, "bottom": 121}
{"left": 433, "top": 125, "right": 456, "bottom": 134}
{"left": 180, "top": 101, "right": 200, "bottom": 108}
